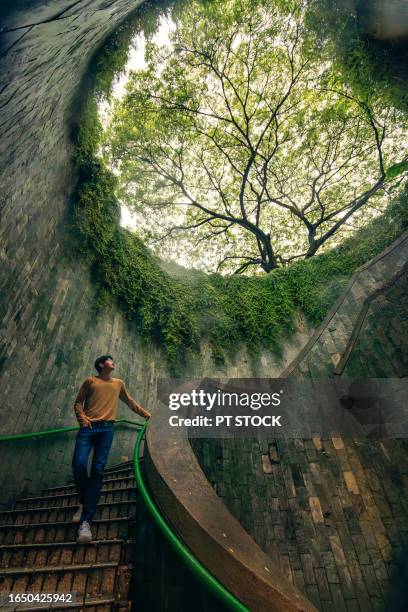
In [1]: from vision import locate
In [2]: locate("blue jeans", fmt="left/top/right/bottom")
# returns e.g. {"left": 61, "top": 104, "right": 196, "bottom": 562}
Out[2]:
{"left": 72, "top": 421, "right": 114, "bottom": 523}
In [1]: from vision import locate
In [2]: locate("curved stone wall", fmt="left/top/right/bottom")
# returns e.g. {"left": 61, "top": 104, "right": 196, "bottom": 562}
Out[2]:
{"left": 1, "top": 3, "right": 408, "bottom": 610}
{"left": 281, "top": 230, "right": 408, "bottom": 378}
{"left": 0, "top": 0, "right": 310, "bottom": 506}
{"left": 193, "top": 236, "right": 408, "bottom": 611}
{"left": 0, "top": 0, "right": 154, "bottom": 505}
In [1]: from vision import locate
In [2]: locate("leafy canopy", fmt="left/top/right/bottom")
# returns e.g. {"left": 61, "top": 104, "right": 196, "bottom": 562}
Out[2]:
{"left": 106, "top": 0, "right": 407, "bottom": 274}
{"left": 72, "top": 0, "right": 408, "bottom": 371}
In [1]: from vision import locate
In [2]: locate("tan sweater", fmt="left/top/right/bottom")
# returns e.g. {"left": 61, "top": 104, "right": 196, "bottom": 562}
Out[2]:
{"left": 74, "top": 376, "right": 150, "bottom": 425}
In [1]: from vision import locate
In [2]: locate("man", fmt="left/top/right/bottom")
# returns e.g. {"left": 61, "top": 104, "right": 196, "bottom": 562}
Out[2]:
{"left": 72, "top": 354, "right": 151, "bottom": 543}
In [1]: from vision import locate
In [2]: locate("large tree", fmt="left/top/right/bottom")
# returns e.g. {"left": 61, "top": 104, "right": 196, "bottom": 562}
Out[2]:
{"left": 106, "top": 0, "right": 408, "bottom": 274}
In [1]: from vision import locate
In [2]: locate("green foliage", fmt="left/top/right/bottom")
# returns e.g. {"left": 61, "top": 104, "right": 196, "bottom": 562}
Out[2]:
{"left": 282, "top": 190, "right": 408, "bottom": 325}
{"left": 304, "top": 0, "right": 408, "bottom": 112}
{"left": 387, "top": 161, "right": 408, "bottom": 181}
{"left": 94, "top": 0, "right": 172, "bottom": 97}
{"left": 107, "top": 0, "right": 407, "bottom": 274}
{"left": 74, "top": 97, "right": 102, "bottom": 170}
{"left": 72, "top": 0, "right": 408, "bottom": 373}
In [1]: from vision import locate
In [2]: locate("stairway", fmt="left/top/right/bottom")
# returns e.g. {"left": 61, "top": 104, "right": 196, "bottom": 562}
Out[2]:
{"left": 0, "top": 460, "right": 139, "bottom": 611}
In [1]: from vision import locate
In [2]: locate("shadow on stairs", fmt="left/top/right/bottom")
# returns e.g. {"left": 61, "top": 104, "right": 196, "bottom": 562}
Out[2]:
{"left": 0, "top": 459, "right": 228, "bottom": 612}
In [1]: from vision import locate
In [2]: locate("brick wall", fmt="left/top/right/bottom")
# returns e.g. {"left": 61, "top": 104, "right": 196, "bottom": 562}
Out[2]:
{"left": 193, "top": 250, "right": 408, "bottom": 611}
{"left": 1, "top": 3, "right": 408, "bottom": 610}
{"left": 0, "top": 0, "right": 310, "bottom": 506}
{"left": 0, "top": 0, "right": 153, "bottom": 506}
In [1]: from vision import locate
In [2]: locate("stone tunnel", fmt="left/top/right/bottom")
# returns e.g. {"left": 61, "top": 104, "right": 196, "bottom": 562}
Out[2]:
{"left": 1, "top": 1, "right": 408, "bottom": 611}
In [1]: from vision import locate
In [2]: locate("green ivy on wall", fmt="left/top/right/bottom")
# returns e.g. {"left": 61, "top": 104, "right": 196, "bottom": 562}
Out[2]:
{"left": 71, "top": 4, "right": 408, "bottom": 374}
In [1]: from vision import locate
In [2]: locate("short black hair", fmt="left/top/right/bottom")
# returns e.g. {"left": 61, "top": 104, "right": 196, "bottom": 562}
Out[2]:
{"left": 94, "top": 354, "right": 114, "bottom": 373}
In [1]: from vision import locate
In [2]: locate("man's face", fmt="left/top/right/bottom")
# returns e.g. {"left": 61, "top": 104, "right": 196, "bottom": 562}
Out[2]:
{"left": 102, "top": 358, "right": 115, "bottom": 371}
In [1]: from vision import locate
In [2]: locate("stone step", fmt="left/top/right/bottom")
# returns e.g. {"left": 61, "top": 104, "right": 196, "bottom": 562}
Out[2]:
{"left": 0, "top": 462, "right": 137, "bottom": 612}
{"left": 0, "top": 539, "right": 136, "bottom": 568}
{"left": 0, "top": 561, "right": 131, "bottom": 601}
{"left": 0, "top": 517, "right": 135, "bottom": 545}
{"left": 43, "top": 476, "right": 135, "bottom": 496}
{"left": 14, "top": 487, "right": 137, "bottom": 510}
{"left": 0, "top": 500, "right": 137, "bottom": 526}
{"left": 104, "top": 460, "right": 135, "bottom": 473}
{"left": 67, "top": 467, "right": 134, "bottom": 484}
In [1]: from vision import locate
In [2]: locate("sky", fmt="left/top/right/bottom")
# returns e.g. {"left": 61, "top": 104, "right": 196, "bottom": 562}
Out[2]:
{"left": 96, "top": 9, "right": 404, "bottom": 275}
{"left": 98, "top": 16, "right": 175, "bottom": 232}
{"left": 98, "top": 17, "right": 175, "bottom": 230}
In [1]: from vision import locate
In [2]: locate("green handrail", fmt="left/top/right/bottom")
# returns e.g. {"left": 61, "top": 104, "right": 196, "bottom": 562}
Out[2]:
{"left": 0, "top": 417, "right": 248, "bottom": 611}
{"left": 133, "top": 422, "right": 249, "bottom": 612}
{"left": 0, "top": 418, "right": 143, "bottom": 442}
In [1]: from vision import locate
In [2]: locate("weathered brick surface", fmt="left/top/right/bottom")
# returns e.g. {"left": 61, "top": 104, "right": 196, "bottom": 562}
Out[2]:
{"left": 281, "top": 235, "right": 408, "bottom": 380}
{"left": 193, "top": 433, "right": 408, "bottom": 610}
{"left": 2, "top": 2, "right": 408, "bottom": 610}
{"left": 192, "top": 255, "right": 408, "bottom": 610}
{"left": 0, "top": 0, "right": 150, "bottom": 505}
{"left": 0, "top": 1, "right": 311, "bottom": 509}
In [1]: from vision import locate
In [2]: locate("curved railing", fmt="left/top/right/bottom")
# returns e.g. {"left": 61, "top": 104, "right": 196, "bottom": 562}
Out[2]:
{"left": 0, "top": 418, "right": 143, "bottom": 441}
{"left": 0, "top": 418, "right": 247, "bottom": 612}
{"left": 281, "top": 228, "right": 408, "bottom": 377}
{"left": 133, "top": 422, "right": 248, "bottom": 612}
{"left": 143, "top": 412, "right": 317, "bottom": 612}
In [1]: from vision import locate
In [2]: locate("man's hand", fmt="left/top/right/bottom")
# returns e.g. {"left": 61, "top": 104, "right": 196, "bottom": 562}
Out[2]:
{"left": 80, "top": 415, "right": 93, "bottom": 428}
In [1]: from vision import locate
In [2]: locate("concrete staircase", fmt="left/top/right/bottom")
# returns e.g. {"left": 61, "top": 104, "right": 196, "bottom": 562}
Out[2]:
{"left": 281, "top": 229, "right": 408, "bottom": 378}
{"left": 0, "top": 460, "right": 139, "bottom": 611}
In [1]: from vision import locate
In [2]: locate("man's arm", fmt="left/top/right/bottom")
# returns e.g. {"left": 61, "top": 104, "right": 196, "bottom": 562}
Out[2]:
{"left": 74, "top": 378, "right": 92, "bottom": 427}
{"left": 119, "top": 382, "right": 151, "bottom": 419}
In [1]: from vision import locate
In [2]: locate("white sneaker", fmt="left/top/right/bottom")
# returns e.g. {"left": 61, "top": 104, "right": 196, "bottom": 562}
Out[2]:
{"left": 72, "top": 504, "right": 83, "bottom": 523}
{"left": 77, "top": 521, "right": 92, "bottom": 543}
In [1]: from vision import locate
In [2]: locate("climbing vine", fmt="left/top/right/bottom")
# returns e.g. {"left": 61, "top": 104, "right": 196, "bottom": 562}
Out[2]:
{"left": 71, "top": 1, "right": 408, "bottom": 374}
